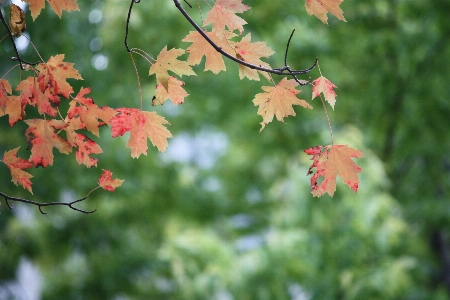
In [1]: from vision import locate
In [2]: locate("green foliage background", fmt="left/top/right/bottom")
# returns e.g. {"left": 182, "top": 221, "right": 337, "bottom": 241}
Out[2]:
{"left": 1, "top": 0, "right": 449, "bottom": 299}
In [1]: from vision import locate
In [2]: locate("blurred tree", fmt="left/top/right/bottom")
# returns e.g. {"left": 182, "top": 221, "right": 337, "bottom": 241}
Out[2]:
{"left": 0, "top": 0, "right": 449, "bottom": 299}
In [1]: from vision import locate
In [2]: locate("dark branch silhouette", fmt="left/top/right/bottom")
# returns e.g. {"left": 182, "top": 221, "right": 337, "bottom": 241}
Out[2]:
{"left": 0, "top": 8, "right": 40, "bottom": 69}
{"left": 0, "top": 191, "right": 97, "bottom": 214}
{"left": 125, "top": 0, "right": 317, "bottom": 85}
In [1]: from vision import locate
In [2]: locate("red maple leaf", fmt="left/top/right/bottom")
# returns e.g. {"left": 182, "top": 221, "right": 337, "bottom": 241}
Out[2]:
{"left": 24, "top": 0, "right": 79, "bottom": 20}
{"left": 2, "top": 147, "right": 35, "bottom": 193}
{"left": 305, "top": 0, "right": 346, "bottom": 24}
{"left": 149, "top": 46, "right": 195, "bottom": 92}
{"left": 36, "top": 54, "right": 82, "bottom": 98}
{"left": 234, "top": 33, "right": 274, "bottom": 81}
{"left": 110, "top": 108, "right": 172, "bottom": 157}
{"left": 72, "top": 133, "right": 102, "bottom": 168}
{"left": 25, "top": 119, "right": 72, "bottom": 167}
{"left": 305, "top": 144, "right": 364, "bottom": 197}
{"left": 98, "top": 169, "right": 124, "bottom": 192}
{"left": 67, "top": 87, "right": 116, "bottom": 136}
{"left": 312, "top": 76, "right": 338, "bottom": 110}
{"left": 203, "top": 0, "right": 250, "bottom": 34}
{"left": 153, "top": 77, "right": 189, "bottom": 106}
{"left": 17, "top": 77, "right": 61, "bottom": 117}
{"left": 252, "top": 78, "right": 312, "bottom": 131}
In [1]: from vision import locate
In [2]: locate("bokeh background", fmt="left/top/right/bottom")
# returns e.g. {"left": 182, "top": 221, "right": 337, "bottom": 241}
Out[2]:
{"left": 1, "top": 0, "right": 450, "bottom": 299}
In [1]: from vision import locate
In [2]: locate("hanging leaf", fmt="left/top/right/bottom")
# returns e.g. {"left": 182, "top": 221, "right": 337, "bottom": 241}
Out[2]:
{"left": 9, "top": 4, "right": 26, "bottom": 37}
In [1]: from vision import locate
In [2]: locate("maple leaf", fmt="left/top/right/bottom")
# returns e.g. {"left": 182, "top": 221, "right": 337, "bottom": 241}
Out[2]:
{"left": 312, "top": 76, "right": 338, "bottom": 110}
{"left": 149, "top": 46, "right": 195, "bottom": 92}
{"left": 98, "top": 169, "right": 124, "bottom": 192}
{"left": 36, "top": 54, "right": 82, "bottom": 98}
{"left": 17, "top": 77, "right": 61, "bottom": 117}
{"left": 305, "top": 0, "right": 346, "bottom": 25}
{"left": 0, "top": 79, "right": 11, "bottom": 114}
{"left": 182, "top": 30, "right": 236, "bottom": 74}
{"left": 1, "top": 79, "right": 24, "bottom": 125}
{"left": 203, "top": 0, "right": 250, "bottom": 34}
{"left": 25, "top": 119, "right": 72, "bottom": 167}
{"left": 110, "top": 108, "right": 172, "bottom": 157}
{"left": 67, "top": 87, "right": 116, "bottom": 136}
{"left": 234, "top": 33, "right": 274, "bottom": 81}
{"left": 253, "top": 78, "right": 312, "bottom": 131}
{"left": 2, "top": 147, "right": 35, "bottom": 193}
{"left": 153, "top": 77, "right": 189, "bottom": 106}
{"left": 73, "top": 133, "right": 102, "bottom": 168}
{"left": 305, "top": 144, "right": 364, "bottom": 197}
{"left": 24, "top": 0, "right": 79, "bottom": 20}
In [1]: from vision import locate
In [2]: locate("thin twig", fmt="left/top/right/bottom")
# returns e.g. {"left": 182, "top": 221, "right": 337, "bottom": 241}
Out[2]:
{"left": 124, "top": 0, "right": 141, "bottom": 52}
{"left": 0, "top": 9, "right": 40, "bottom": 69}
{"left": 0, "top": 191, "right": 97, "bottom": 214}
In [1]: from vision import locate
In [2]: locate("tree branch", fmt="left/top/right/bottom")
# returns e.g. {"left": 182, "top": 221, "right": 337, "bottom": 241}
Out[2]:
{"left": 0, "top": 191, "right": 97, "bottom": 214}
{"left": 172, "top": 0, "right": 317, "bottom": 83}
{"left": 0, "top": 8, "right": 40, "bottom": 69}
{"left": 124, "top": 0, "right": 317, "bottom": 85}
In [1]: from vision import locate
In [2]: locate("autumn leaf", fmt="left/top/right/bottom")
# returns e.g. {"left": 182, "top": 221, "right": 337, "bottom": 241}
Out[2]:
{"left": 67, "top": 87, "right": 116, "bottom": 136}
{"left": 0, "top": 79, "right": 11, "bottom": 114}
{"left": 182, "top": 30, "right": 236, "bottom": 74}
{"left": 9, "top": 4, "right": 26, "bottom": 37}
{"left": 1, "top": 79, "right": 23, "bottom": 125}
{"left": 305, "top": 0, "right": 346, "bottom": 24}
{"left": 2, "top": 147, "right": 34, "bottom": 193}
{"left": 73, "top": 133, "right": 102, "bottom": 168}
{"left": 153, "top": 77, "right": 189, "bottom": 106}
{"left": 203, "top": 0, "right": 250, "bottom": 34}
{"left": 312, "top": 76, "right": 338, "bottom": 109}
{"left": 25, "top": 119, "right": 72, "bottom": 167}
{"left": 110, "top": 108, "right": 172, "bottom": 157}
{"left": 98, "top": 169, "right": 124, "bottom": 192}
{"left": 149, "top": 46, "right": 195, "bottom": 92}
{"left": 36, "top": 54, "right": 82, "bottom": 98}
{"left": 234, "top": 33, "right": 274, "bottom": 81}
{"left": 17, "top": 77, "right": 61, "bottom": 117}
{"left": 305, "top": 144, "right": 364, "bottom": 197}
{"left": 24, "top": 0, "right": 79, "bottom": 20}
{"left": 253, "top": 78, "right": 312, "bottom": 131}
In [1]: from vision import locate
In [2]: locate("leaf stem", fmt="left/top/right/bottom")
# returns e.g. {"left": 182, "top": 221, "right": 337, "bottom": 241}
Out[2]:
{"left": 319, "top": 93, "right": 334, "bottom": 145}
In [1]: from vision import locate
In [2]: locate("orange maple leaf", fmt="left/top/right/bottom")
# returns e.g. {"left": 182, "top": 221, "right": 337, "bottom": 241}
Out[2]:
{"left": 17, "top": 77, "right": 61, "bottom": 117}
{"left": 0, "top": 79, "right": 11, "bottom": 114}
{"left": 182, "top": 30, "right": 236, "bottom": 74}
{"left": 305, "top": 144, "right": 363, "bottom": 197}
{"left": 153, "top": 77, "right": 189, "bottom": 106}
{"left": 67, "top": 87, "right": 116, "bottom": 136}
{"left": 149, "top": 46, "right": 195, "bottom": 92}
{"left": 203, "top": 0, "right": 250, "bottom": 34}
{"left": 312, "top": 76, "right": 337, "bottom": 110}
{"left": 98, "top": 169, "right": 124, "bottom": 192}
{"left": 110, "top": 108, "right": 172, "bottom": 157}
{"left": 253, "top": 78, "right": 312, "bottom": 131}
{"left": 234, "top": 33, "right": 274, "bottom": 81}
{"left": 36, "top": 54, "right": 82, "bottom": 98}
{"left": 24, "top": 0, "right": 79, "bottom": 20}
{"left": 305, "top": 0, "right": 346, "bottom": 24}
{"left": 1, "top": 79, "right": 23, "bottom": 125}
{"left": 2, "top": 147, "right": 35, "bottom": 193}
{"left": 25, "top": 119, "right": 72, "bottom": 167}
